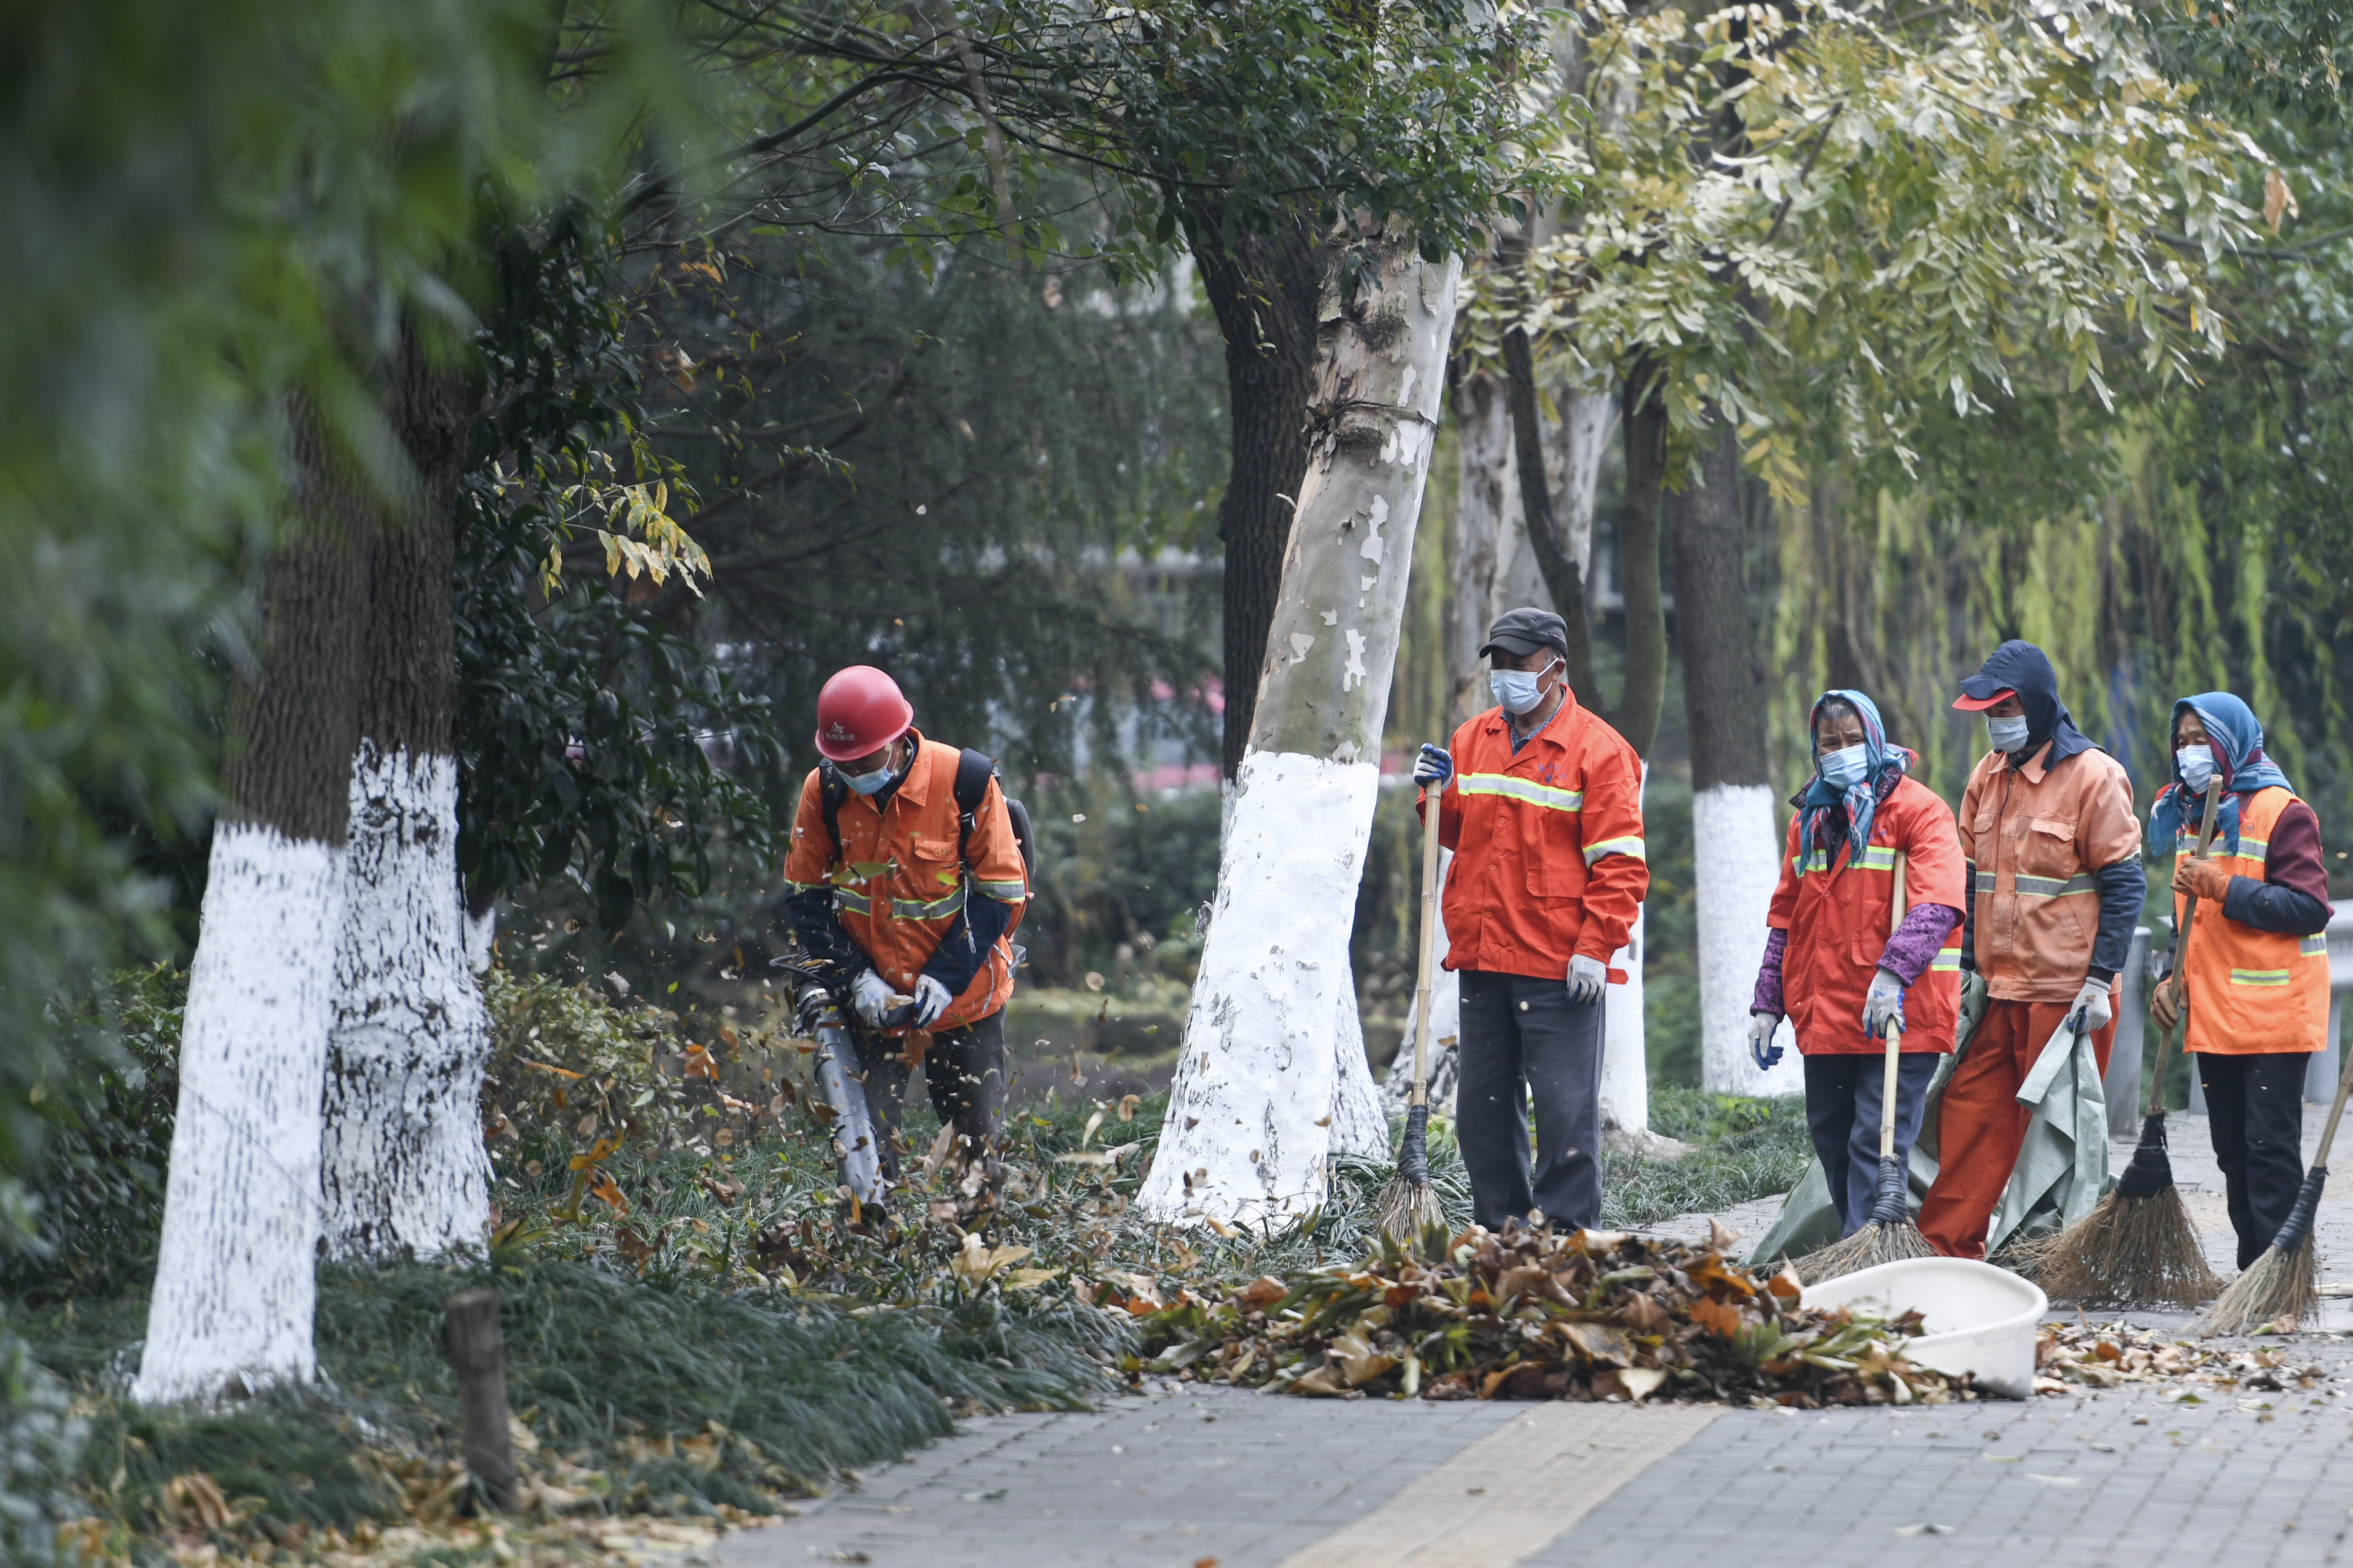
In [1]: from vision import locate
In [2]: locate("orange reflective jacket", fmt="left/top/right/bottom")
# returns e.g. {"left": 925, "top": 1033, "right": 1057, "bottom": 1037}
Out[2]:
{"left": 1422, "top": 693, "right": 1649, "bottom": 978}
{"left": 1959, "top": 741, "right": 2140, "bottom": 1002}
{"left": 781, "top": 733, "right": 1028, "bottom": 1035}
{"left": 2172, "top": 785, "right": 2329, "bottom": 1056}
{"left": 1767, "top": 775, "right": 1966, "bottom": 1055}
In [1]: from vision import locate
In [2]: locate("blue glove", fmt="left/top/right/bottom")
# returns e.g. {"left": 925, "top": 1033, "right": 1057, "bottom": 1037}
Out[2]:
{"left": 1862, "top": 968, "right": 1906, "bottom": 1037}
{"left": 1566, "top": 955, "right": 1607, "bottom": 1005}
{"left": 1748, "top": 1012, "right": 1784, "bottom": 1070}
{"left": 1413, "top": 743, "right": 1453, "bottom": 786}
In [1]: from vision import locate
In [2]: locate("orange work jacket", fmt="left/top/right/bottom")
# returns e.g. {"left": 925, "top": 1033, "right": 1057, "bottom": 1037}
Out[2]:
{"left": 1958, "top": 741, "right": 2140, "bottom": 1003}
{"left": 1422, "top": 693, "right": 1649, "bottom": 978}
{"left": 1767, "top": 775, "right": 1966, "bottom": 1055}
{"left": 781, "top": 733, "right": 1028, "bottom": 1035}
{"left": 2172, "top": 785, "right": 2329, "bottom": 1056}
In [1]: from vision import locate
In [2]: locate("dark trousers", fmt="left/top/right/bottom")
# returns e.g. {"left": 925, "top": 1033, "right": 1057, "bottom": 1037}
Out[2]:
{"left": 1804, "top": 1052, "right": 1940, "bottom": 1236}
{"left": 852, "top": 1007, "right": 1007, "bottom": 1182}
{"left": 2197, "top": 1050, "right": 2309, "bottom": 1269}
{"left": 1455, "top": 970, "right": 1603, "bottom": 1231}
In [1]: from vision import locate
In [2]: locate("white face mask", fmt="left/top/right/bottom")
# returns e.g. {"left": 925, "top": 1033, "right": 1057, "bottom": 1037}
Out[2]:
{"left": 1987, "top": 715, "right": 2031, "bottom": 754}
{"left": 1490, "top": 657, "right": 1563, "bottom": 716}
{"left": 2177, "top": 745, "right": 2217, "bottom": 793}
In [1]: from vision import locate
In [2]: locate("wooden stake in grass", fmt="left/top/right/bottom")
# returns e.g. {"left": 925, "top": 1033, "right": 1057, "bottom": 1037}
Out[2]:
{"left": 2194, "top": 1046, "right": 2353, "bottom": 1336}
{"left": 2019, "top": 776, "right": 2225, "bottom": 1309}
{"left": 1378, "top": 775, "right": 1448, "bottom": 1248}
{"left": 445, "top": 1290, "right": 519, "bottom": 1512}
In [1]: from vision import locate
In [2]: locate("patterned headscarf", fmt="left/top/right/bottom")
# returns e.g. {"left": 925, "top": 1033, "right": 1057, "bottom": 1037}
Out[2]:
{"left": 1794, "top": 688, "right": 1911, "bottom": 870}
{"left": 2148, "top": 692, "right": 2295, "bottom": 858}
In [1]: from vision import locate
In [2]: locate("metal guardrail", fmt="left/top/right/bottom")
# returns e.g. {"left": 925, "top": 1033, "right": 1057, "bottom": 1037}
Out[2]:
{"left": 2101, "top": 900, "right": 2353, "bottom": 1133}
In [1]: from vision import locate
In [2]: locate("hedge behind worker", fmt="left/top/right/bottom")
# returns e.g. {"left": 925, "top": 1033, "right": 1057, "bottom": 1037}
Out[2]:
{"left": 2149, "top": 692, "right": 2332, "bottom": 1270}
{"left": 781, "top": 665, "right": 1029, "bottom": 1202}
{"left": 1412, "top": 608, "right": 1648, "bottom": 1232}
{"left": 1917, "top": 640, "right": 2145, "bottom": 1259}
{"left": 1748, "top": 689, "right": 1965, "bottom": 1237}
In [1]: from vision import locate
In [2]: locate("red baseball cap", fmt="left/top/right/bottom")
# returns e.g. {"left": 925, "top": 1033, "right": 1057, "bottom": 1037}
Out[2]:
{"left": 1951, "top": 686, "right": 2017, "bottom": 712}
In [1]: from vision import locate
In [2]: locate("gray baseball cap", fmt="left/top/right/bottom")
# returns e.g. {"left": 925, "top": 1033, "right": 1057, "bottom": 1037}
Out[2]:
{"left": 1478, "top": 607, "right": 1569, "bottom": 660}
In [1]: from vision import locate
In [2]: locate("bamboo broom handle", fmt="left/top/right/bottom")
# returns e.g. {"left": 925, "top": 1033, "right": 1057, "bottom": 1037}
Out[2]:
{"left": 1880, "top": 852, "right": 1908, "bottom": 1159}
{"left": 2146, "top": 775, "right": 2227, "bottom": 1117}
{"left": 2314, "top": 1036, "right": 2353, "bottom": 1173}
{"left": 1409, "top": 776, "right": 1445, "bottom": 1109}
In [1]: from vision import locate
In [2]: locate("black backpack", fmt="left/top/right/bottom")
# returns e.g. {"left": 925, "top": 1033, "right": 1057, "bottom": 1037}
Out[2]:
{"left": 818, "top": 746, "right": 1035, "bottom": 892}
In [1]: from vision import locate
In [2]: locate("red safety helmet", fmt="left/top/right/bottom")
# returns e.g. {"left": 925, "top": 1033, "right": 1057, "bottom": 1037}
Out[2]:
{"left": 814, "top": 665, "right": 914, "bottom": 762}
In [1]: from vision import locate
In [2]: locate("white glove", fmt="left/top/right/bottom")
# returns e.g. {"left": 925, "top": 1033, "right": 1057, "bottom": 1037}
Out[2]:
{"left": 1748, "top": 1012, "right": 1784, "bottom": 1070}
{"left": 909, "top": 974, "right": 954, "bottom": 1029}
{"left": 849, "top": 968, "right": 895, "bottom": 1027}
{"left": 2069, "top": 976, "right": 2114, "bottom": 1034}
{"left": 1413, "top": 743, "right": 1453, "bottom": 786}
{"left": 1862, "top": 968, "right": 1906, "bottom": 1037}
{"left": 1566, "top": 954, "right": 1607, "bottom": 1005}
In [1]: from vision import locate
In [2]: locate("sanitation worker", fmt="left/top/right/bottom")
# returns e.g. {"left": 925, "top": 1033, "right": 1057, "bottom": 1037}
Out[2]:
{"left": 1412, "top": 608, "right": 1649, "bottom": 1232}
{"left": 2149, "top": 692, "right": 2332, "bottom": 1269}
{"left": 1747, "top": 690, "right": 1966, "bottom": 1237}
{"left": 781, "top": 665, "right": 1030, "bottom": 1197}
{"left": 1917, "top": 640, "right": 2145, "bottom": 1259}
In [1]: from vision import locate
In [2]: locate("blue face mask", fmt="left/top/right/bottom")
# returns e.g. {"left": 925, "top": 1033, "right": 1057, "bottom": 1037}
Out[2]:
{"left": 1818, "top": 743, "right": 1871, "bottom": 793}
{"left": 845, "top": 763, "right": 896, "bottom": 796}
{"left": 2177, "top": 745, "right": 2217, "bottom": 793}
{"left": 1490, "top": 658, "right": 1561, "bottom": 716}
{"left": 1987, "top": 715, "right": 2031, "bottom": 754}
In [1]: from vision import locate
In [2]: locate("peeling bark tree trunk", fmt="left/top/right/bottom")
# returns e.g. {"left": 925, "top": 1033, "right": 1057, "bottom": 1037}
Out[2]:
{"left": 1611, "top": 359, "right": 1672, "bottom": 759}
{"left": 136, "top": 411, "right": 368, "bottom": 1405}
{"left": 322, "top": 344, "right": 494, "bottom": 1257}
{"left": 1668, "top": 418, "right": 1797, "bottom": 1095}
{"left": 1139, "top": 229, "right": 1460, "bottom": 1225}
{"left": 1185, "top": 205, "right": 1325, "bottom": 783}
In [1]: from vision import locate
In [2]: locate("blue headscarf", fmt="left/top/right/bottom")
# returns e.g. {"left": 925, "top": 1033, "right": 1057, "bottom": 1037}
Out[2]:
{"left": 1794, "top": 689, "right": 1911, "bottom": 870}
{"left": 2148, "top": 692, "right": 2295, "bottom": 857}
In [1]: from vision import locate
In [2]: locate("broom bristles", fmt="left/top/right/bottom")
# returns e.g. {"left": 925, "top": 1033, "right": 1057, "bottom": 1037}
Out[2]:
{"left": 1375, "top": 1173, "right": 1446, "bottom": 1245}
{"left": 1789, "top": 1218, "right": 1938, "bottom": 1285}
{"left": 2193, "top": 1232, "right": 2319, "bottom": 1336}
{"left": 2017, "top": 1187, "right": 2221, "bottom": 1308}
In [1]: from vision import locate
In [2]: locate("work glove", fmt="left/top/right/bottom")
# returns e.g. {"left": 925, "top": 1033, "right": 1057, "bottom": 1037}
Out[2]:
{"left": 2173, "top": 856, "right": 2233, "bottom": 903}
{"left": 2149, "top": 970, "right": 2183, "bottom": 1033}
{"left": 1566, "top": 954, "right": 1607, "bottom": 1006}
{"left": 909, "top": 974, "right": 954, "bottom": 1030}
{"left": 1862, "top": 967, "right": 1907, "bottom": 1037}
{"left": 849, "top": 967, "right": 896, "bottom": 1028}
{"left": 1413, "top": 743, "right": 1454, "bottom": 786}
{"left": 1747, "top": 1012, "right": 1784, "bottom": 1070}
{"left": 2068, "top": 976, "right": 2114, "bottom": 1035}
{"left": 1957, "top": 968, "right": 1989, "bottom": 1042}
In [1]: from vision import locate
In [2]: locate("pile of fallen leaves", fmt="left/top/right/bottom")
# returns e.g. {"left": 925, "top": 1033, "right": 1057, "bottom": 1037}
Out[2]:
{"left": 2034, "top": 1321, "right": 2333, "bottom": 1403}
{"left": 1133, "top": 1220, "right": 1977, "bottom": 1409}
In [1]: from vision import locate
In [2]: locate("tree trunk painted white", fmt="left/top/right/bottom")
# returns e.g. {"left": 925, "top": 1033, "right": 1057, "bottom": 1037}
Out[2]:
{"left": 135, "top": 825, "right": 343, "bottom": 1404}
{"left": 464, "top": 904, "right": 496, "bottom": 973}
{"left": 1328, "top": 960, "right": 1389, "bottom": 1159}
{"left": 1444, "top": 371, "right": 1553, "bottom": 726}
{"left": 1139, "top": 230, "right": 1459, "bottom": 1226}
{"left": 1381, "top": 848, "right": 1460, "bottom": 1114}
{"left": 1598, "top": 762, "right": 1650, "bottom": 1130}
{"left": 321, "top": 743, "right": 494, "bottom": 1257}
{"left": 1555, "top": 383, "right": 1614, "bottom": 582}
{"left": 1695, "top": 783, "right": 1799, "bottom": 1095}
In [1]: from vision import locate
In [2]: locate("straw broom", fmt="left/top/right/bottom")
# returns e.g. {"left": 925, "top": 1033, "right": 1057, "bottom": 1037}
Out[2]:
{"left": 2193, "top": 1040, "right": 2353, "bottom": 1336}
{"left": 2019, "top": 776, "right": 2225, "bottom": 1307}
{"left": 1378, "top": 769, "right": 1448, "bottom": 1246}
{"left": 1791, "top": 854, "right": 1938, "bottom": 1283}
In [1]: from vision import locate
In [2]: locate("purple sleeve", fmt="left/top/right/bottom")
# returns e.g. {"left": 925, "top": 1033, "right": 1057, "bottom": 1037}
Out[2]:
{"left": 1876, "top": 903, "right": 1962, "bottom": 986}
{"left": 1751, "top": 926, "right": 1789, "bottom": 1016}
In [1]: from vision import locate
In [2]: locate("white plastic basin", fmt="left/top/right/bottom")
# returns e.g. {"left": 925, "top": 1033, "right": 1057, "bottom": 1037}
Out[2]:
{"left": 1799, "top": 1256, "right": 2047, "bottom": 1400}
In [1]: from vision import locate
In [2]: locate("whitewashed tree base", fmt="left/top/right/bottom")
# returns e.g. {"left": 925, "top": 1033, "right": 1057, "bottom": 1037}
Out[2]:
{"left": 1598, "top": 762, "right": 1652, "bottom": 1133}
{"left": 136, "top": 824, "right": 344, "bottom": 1406}
{"left": 1695, "top": 783, "right": 1800, "bottom": 1096}
{"left": 1328, "top": 966, "right": 1388, "bottom": 1160}
{"left": 464, "top": 905, "right": 496, "bottom": 973}
{"left": 1138, "top": 750, "right": 1378, "bottom": 1225}
{"left": 322, "top": 745, "right": 493, "bottom": 1258}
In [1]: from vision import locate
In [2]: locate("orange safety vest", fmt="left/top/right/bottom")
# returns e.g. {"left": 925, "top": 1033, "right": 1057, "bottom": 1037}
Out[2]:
{"left": 781, "top": 733, "right": 1028, "bottom": 1037}
{"left": 2174, "top": 784, "right": 2329, "bottom": 1056}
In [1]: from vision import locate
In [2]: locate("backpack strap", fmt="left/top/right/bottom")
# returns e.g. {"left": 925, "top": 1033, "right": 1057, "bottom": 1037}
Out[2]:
{"left": 953, "top": 748, "right": 996, "bottom": 868}
{"left": 817, "top": 760, "right": 851, "bottom": 865}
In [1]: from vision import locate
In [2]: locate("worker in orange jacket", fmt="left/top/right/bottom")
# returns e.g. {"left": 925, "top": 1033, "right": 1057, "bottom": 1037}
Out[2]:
{"left": 781, "top": 666, "right": 1029, "bottom": 1186}
{"left": 1917, "top": 640, "right": 2144, "bottom": 1259}
{"left": 1414, "top": 608, "right": 1649, "bottom": 1231}
{"left": 1749, "top": 689, "right": 1967, "bottom": 1237}
{"left": 2149, "top": 692, "right": 2332, "bottom": 1269}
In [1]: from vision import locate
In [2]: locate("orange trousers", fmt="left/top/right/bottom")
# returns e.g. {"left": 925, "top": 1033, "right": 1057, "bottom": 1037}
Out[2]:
{"left": 1918, "top": 997, "right": 2116, "bottom": 1259}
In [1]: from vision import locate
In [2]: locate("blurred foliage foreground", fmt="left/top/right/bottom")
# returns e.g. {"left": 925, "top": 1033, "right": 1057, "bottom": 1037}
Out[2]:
{"left": 0, "top": 968, "right": 1807, "bottom": 1564}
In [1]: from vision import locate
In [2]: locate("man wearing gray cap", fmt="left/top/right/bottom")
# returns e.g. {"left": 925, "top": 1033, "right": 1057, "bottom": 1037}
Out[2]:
{"left": 1412, "top": 608, "right": 1650, "bottom": 1229}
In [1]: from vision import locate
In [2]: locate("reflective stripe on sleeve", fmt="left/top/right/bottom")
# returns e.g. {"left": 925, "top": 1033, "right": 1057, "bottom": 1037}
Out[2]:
{"left": 974, "top": 879, "right": 1028, "bottom": 900}
{"left": 1457, "top": 773, "right": 1584, "bottom": 812}
{"left": 1930, "top": 950, "right": 1962, "bottom": 972}
{"left": 888, "top": 887, "right": 968, "bottom": 920}
{"left": 835, "top": 889, "right": 874, "bottom": 915}
{"left": 1972, "top": 870, "right": 1996, "bottom": 892}
{"left": 1584, "top": 836, "right": 1646, "bottom": 865}
{"left": 2302, "top": 935, "right": 2329, "bottom": 957}
{"left": 1852, "top": 845, "right": 1899, "bottom": 871}
{"left": 2011, "top": 872, "right": 2097, "bottom": 898}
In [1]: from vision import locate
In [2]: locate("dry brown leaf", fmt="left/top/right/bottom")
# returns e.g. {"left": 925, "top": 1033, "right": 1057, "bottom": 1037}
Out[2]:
{"left": 2266, "top": 166, "right": 2299, "bottom": 233}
